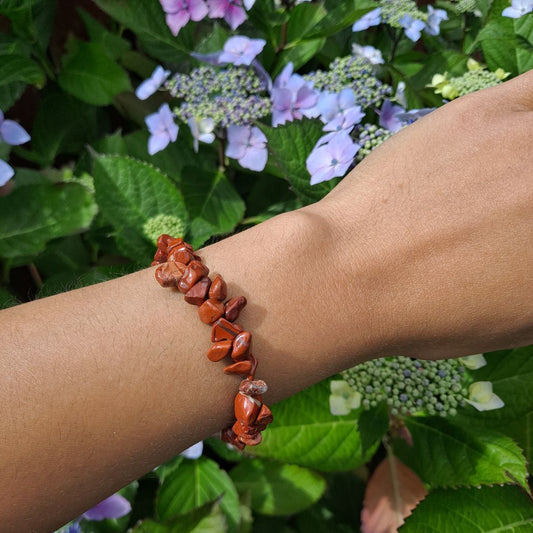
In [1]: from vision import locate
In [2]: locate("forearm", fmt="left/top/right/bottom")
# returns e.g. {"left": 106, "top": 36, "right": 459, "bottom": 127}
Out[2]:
{"left": 0, "top": 208, "right": 376, "bottom": 531}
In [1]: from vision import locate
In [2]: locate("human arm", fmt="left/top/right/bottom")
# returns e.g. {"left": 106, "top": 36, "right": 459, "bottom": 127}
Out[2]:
{"left": 1, "top": 70, "right": 532, "bottom": 531}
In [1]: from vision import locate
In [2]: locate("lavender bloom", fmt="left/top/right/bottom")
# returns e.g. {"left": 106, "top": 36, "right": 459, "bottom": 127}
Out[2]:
{"left": 0, "top": 159, "right": 14, "bottom": 187}
{"left": 135, "top": 66, "right": 171, "bottom": 100}
{"left": 0, "top": 110, "right": 31, "bottom": 146}
{"left": 160, "top": 0, "right": 208, "bottom": 36}
{"left": 225, "top": 125, "right": 267, "bottom": 171}
{"left": 218, "top": 36, "right": 266, "bottom": 66}
{"left": 425, "top": 5, "right": 448, "bottom": 36}
{"left": 145, "top": 103, "right": 179, "bottom": 155}
{"left": 319, "top": 107, "right": 365, "bottom": 144}
{"left": 502, "top": 0, "right": 533, "bottom": 17}
{"left": 351, "top": 43, "right": 384, "bottom": 65}
{"left": 399, "top": 15, "right": 425, "bottom": 42}
{"left": 306, "top": 132, "right": 359, "bottom": 185}
{"left": 316, "top": 88, "right": 361, "bottom": 124}
{"left": 352, "top": 7, "right": 382, "bottom": 31}
{"left": 187, "top": 117, "right": 215, "bottom": 152}
{"left": 273, "top": 62, "right": 296, "bottom": 89}
{"left": 394, "top": 108, "right": 435, "bottom": 124}
{"left": 181, "top": 441, "right": 204, "bottom": 459}
{"left": 82, "top": 493, "right": 131, "bottom": 521}
{"left": 207, "top": 0, "right": 254, "bottom": 30}
{"left": 378, "top": 99, "right": 405, "bottom": 133}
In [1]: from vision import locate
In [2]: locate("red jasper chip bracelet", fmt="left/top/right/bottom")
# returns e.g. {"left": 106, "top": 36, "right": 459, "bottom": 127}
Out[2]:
{"left": 152, "top": 234, "right": 273, "bottom": 450}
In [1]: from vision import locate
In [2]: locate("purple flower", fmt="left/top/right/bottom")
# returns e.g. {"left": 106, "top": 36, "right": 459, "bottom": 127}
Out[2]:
{"left": 399, "top": 15, "right": 425, "bottom": 42}
{"left": 425, "top": 5, "right": 448, "bottom": 36}
{"left": 225, "top": 125, "right": 267, "bottom": 171}
{"left": 160, "top": 0, "right": 208, "bottom": 36}
{"left": 0, "top": 159, "right": 14, "bottom": 187}
{"left": 187, "top": 117, "right": 215, "bottom": 152}
{"left": 502, "top": 0, "right": 533, "bottom": 18}
{"left": 218, "top": 36, "right": 266, "bottom": 66}
{"left": 181, "top": 441, "right": 204, "bottom": 459}
{"left": 136, "top": 66, "right": 171, "bottom": 100}
{"left": 316, "top": 88, "right": 361, "bottom": 124}
{"left": 145, "top": 103, "right": 179, "bottom": 155}
{"left": 207, "top": 0, "right": 254, "bottom": 30}
{"left": 0, "top": 110, "right": 30, "bottom": 146}
{"left": 352, "top": 7, "right": 381, "bottom": 32}
{"left": 378, "top": 99, "right": 405, "bottom": 133}
{"left": 82, "top": 493, "right": 131, "bottom": 521}
{"left": 319, "top": 106, "right": 365, "bottom": 144}
{"left": 306, "top": 132, "right": 359, "bottom": 185}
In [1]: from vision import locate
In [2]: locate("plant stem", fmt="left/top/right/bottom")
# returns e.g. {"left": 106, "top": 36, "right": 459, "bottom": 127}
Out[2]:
{"left": 28, "top": 263, "right": 43, "bottom": 290}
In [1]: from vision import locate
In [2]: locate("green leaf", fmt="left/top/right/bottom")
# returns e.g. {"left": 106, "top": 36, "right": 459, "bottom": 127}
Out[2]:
{"left": 156, "top": 457, "right": 239, "bottom": 533}
{"left": 394, "top": 417, "right": 529, "bottom": 492}
{"left": 0, "top": 54, "right": 45, "bottom": 88}
{"left": 306, "top": 0, "right": 377, "bottom": 39}
{"left": 78, "top": 8, "right": 131, "bottom": 60}
{"left": 231, "top": 459, "right": 326, "bottom": 516}
{"left": 274, "top": 38, "right": 326, "bottom": 76}
{"left": 0, "top": 182, "right": 97, "bottom": 260}
{"left": 515, "top": 13, "right": 533, "bottom": 45}
{"left": 401, "top": 485, "right": 533, "bottom": 532}
{"left": 0, "top": 287, "right": 19, "bottom": 309}
{"left": 58, "top": 41, "right": 131, "bottom": 106}
{"left": 181, "top": 168, "right": 245, "bottom": 249}
{"left": 94, "top": 0, "right": 192, "bottom": 63}
{"left": 472, "top": 19, "right": 518, "bottom": 74}
{"left": 92, "top": 154, "right": 189, "bottom": 262}
{"left": 0, "top": 81, "right": 25, "bottom": 111}
{"left": 261, "top": 119, "right": 339, "bottom": 205}
{"left": 31, "top": 89, "right": 103, "bottom": 166}
{"left": 250, "top": 380, "right": 388, "bottom": 472}
{"left": 34, "top": 235, "right": 89, "bottom": 277}
{"left": 286, "top": 3, "right": 327, "bottom": 43}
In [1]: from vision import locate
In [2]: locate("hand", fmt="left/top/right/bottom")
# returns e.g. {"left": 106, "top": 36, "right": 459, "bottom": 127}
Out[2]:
{"left": 319, "top": 69, "right": 533, "bottom": 361}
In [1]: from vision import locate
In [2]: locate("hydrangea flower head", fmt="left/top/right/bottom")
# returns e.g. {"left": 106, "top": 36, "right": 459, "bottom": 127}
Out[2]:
{"left": 0, "top": 159, "right": 14, "bottom": 187}
{"left": 136, "top": 66, "right": 171, "bottom": 100}
{"left": 82, "top": 494, "right": 131, "bottom": 521}
{"left": 502, "top": 0, "right": 533, "bottom": 18}
{"left": 306, "top": 132, "right": 359, "bottom": 185}
{"left": 425, "top": 5, "right": 448, "bottom": 36}
{"left": 399, "top": 14, "right": 426, "bottom": 41}
{"left": 352, "top": 7, "right": 382, "bottom": 31}
{"left": 207, "top": 0, "right": 254, "bottom": 30}
{"left": 145, "top": 103, "right": 179, "bottom": 155}
{"left": 225, "top": 125, "right": 267, "bottom": 171}
{"left": 0, "top": 110, "right": 31, "bottom": 146}
{"left": 351, "top": 43, "right": 384, "bottom": 65}
{"left": 188, "top": 117, "right": 215, "bottom": 152}
{"left": 218, "top": 36, "right": 266, "bottom": 66}
{"left": 329, "top": 380, "right": 361, "bottom": 415}
{"left": 466, "top": 381, "right": 505, "bottom": 411}
{"left": 378, "top": 99, "right": 406, "bottom": 133}
{"left": 160, "top": 0, "right": 208, "bottom": 36}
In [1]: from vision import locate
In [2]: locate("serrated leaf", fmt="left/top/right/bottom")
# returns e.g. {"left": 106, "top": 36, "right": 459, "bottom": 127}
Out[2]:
{"left": 181, "top": 168, "right": 245, "bottom": 249}
{"left": 58, "top": 41, "right": 131, "bottom": 106}
{"left": 0, "top": 182, "right": 97, "bottom": 259}
{"left": 156, "top": 457, "right": 239, "bottom": 533}
{"left": 394, "top": 417, "right": 529, "bottom": 492}
{"left": 473, "top": 19, "right": 518, "bottom": 74}
{"left": 250, "top": 380, "right": 388, "bottom": 471}
{"left": 94, "top": 0, "right": 192, "bottom": 63}
{"left": 260, "top": 119, "right": 339, "bottom": 205}
{"left": 92, "top": 154, "right": 189, "bottom": 262}
{"left": 31, "top": 90, "right": 103, "bottom": 165}
{"left": 230, "top": 459, "right": 326, "bottom": 516}
{"left": 400, "top": 485, "right": 533, "bottom": 532}
{"left": 0, "top": 54, "right": 45, "bottom": 88}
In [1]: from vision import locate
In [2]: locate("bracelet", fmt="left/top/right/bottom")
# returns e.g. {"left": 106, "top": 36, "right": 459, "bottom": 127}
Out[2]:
{"left": 152, "top": 234, "right": 273, "bottom": 450}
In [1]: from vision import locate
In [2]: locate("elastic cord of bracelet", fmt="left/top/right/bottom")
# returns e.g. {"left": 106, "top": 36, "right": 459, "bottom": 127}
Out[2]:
{"left": 152, "top": 234, "right": 273, "bottom": 450}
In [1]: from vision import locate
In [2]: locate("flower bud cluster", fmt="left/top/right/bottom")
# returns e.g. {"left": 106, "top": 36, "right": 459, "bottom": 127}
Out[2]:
{"left": 143, "top": 214, "right": 186, "bottom": 244}
{"left": 340, "top": 356, "right": 470, "bottom": 417}
{"left": 304, "top": 56, "right": 391, "bottom": 108}
{"left": 166, "top": 65, "right": 271, "bottom": 127}
{"left": 354, "top": 123, "right": 393, "bottom": 161}
{"left": 378, "top": 0, "right": 425, "bottom": 27}
{"left": 429, "top": 59, "right": 509, "bottom": 100}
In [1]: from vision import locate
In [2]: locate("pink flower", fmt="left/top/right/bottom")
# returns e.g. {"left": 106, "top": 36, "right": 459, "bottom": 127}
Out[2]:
{"left": 207, "top": 0, "right": 255, "bottom": 30}
{"left": 160, "top": 0, "right": 208, "bottom": 36}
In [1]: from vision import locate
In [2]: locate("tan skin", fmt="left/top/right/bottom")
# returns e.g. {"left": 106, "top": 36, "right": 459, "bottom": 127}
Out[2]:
{"left": 1, "top": 70, "right": 532, "bottom": 532}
